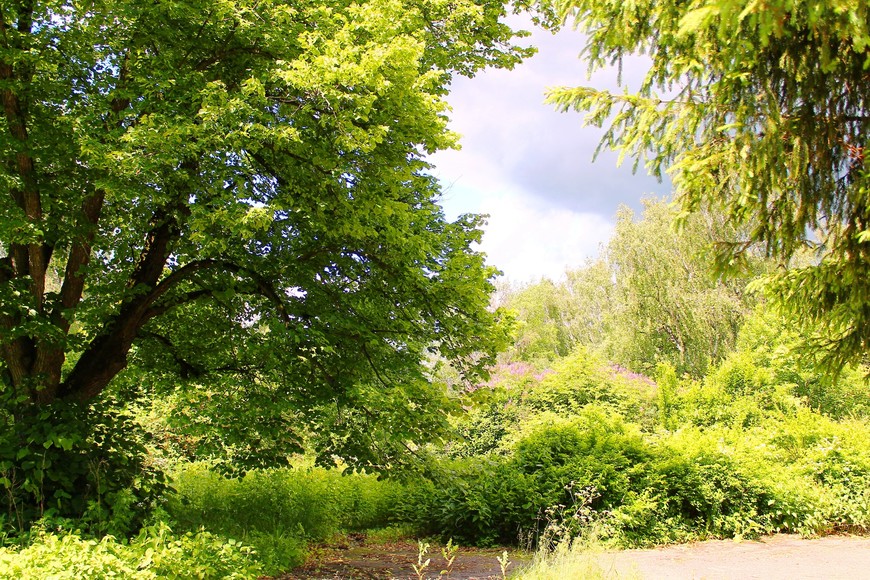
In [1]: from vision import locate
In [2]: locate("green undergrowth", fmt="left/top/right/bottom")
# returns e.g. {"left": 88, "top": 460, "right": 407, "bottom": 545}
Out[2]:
{"left": 393, "top": 348, "right": 870, "bottom": 549}
{"left": 0, "top": 521, "right": 262, "bottom": 579}
{"left": 165, "top": 463, "right": 401, "bottom": 575}
{"left": 396, "top": 416, "right": 870, "bottom": 549}
{"left": 2, "top": 342, "right": 868, "bottom": 578}
{"left": 0, "top": 463, "right": 406, "bottom": 579}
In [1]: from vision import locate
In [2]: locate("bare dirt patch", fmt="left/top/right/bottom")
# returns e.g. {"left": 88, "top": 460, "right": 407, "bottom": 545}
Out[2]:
{"left": 276, "top": 536, "right": 527, "bottom": 580}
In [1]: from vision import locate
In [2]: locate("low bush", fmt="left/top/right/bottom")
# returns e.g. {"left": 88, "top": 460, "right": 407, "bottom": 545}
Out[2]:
{"left": 394, "top": 457, "right": 540, "bottom": 546}
{"left": 399, "top": 398, "right": 870, "bottom": 549}
{"left": 397, "top": 409, "right": 655, "bottom": 547}
{"left": 0, "top": 397, "right": 167, "bottom": 538}
{"left": 0, "top": 521, "right": 262, "bottom": 579}
{"left": 510, "top": 410, "right": 776, "bottom": 546}
{"left": 633, "top": 433, "right": 772, "bottom": 543}
{"left": 750, "top": 412, "right": 870, "bottom": 534}
{"left": 511, "top": 409, "right": 652, "bottom": 512}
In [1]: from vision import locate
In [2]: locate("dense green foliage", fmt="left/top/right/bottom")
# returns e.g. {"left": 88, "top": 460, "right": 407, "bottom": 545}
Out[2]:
{"left": 0, "top": 0, "right": 534, "bottom": 530}
{"left": 0, "top": 0, "right": 523, "bottom": 403}
{"left": 396, "top": 351, "right": 870, "bottom": 548}
{"left": 502, "top": 199, "right": 765, "bottom": 376}
{"left": 1, "top": 2, "right": 868, "bottom": 577}
{"left": 0, "top": 461, "right": 406, "bottom": 578}
{"left": 0, "top": 523, "right": 263, "bottom": 579}
{"left": 549, "top": 0, "right": 870, "bottom": 370}
{"left": 2, "top": 230, "right": 869, "bottom": 578}
{"left": 0, "top": 396, "right": 166, "bottom": 537}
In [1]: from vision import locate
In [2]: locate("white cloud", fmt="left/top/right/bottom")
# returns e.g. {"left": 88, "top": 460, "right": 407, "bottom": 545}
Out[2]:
{"left": 428, "top": 18, "right": 670, "bottom": 282}
{"left": 478, "top": 191, "right": 614, "bottom": 283}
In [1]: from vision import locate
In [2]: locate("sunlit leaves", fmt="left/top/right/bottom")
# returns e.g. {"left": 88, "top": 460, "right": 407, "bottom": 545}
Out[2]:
{"left": 550, "top": 0, "right": 870, "bottom": 369}
{"left": 1, "top": 0, "right": 531, "bottom": 469}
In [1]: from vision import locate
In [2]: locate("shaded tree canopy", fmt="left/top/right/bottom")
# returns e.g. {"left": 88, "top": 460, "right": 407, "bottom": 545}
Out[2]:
{"left": 549, "top": 0, "right": 870, "bottom": 369}
{"left": 0, "top": 0, "right": 529, "bottom": 462}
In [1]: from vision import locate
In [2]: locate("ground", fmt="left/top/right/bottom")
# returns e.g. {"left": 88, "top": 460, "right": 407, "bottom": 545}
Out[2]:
{"left": 277, "top": 534, "right": 525, "bottom": 579}
{"left": 277, "top": 534, "right": 870, "bottom": 579}
{"left": 601, "top": 534, "right": 870, "bottom": 579}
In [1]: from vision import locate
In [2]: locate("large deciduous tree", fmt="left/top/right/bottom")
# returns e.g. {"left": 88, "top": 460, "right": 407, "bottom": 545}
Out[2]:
{"left": 0, "top": 0, "right": 529, "bottom": 468}
{"left": 498, "top": 261, "right": 613, "bottom": 364}
{"left": 500, "top": 200, "right": 763, "bottom": 377}
{"left": 605, "top": 200, "right": 762, "bottom": 377}
{"left": 549, "top": 0, "right": 870, "bottom": 369}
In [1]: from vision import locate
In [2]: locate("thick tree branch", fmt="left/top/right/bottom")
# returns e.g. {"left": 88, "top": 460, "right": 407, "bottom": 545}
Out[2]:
{"left": 58, "top": 251, "right": 298, "bottom": 401}
{"left": 139, "top": 330, "right": 205, "bottom": 379}
{"left": 1, "top": 2, "right": 46, "bottom": 307}
{"left": 59, "top": 156, "right": 196, "bottom": 401}
{"left": 129, "top": 208, "right": 186, "bottom": 291}
{"left": 57, "top": 190, "right": 105, "bottom": 325}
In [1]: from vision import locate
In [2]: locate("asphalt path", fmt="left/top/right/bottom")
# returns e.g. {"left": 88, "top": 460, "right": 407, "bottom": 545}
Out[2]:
{"left": 599, "top": 534, "right": 870, "bottom": 580}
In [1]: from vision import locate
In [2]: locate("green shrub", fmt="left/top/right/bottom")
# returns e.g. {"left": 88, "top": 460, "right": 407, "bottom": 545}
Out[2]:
{"left": 790, "top": 365, "right": 870, "bottom": 420}
{"left": 760, "top": 412, "right": 870, "bottom": 533}
{"left": 637, "top": 432, "right": 773, "bottom": 542}
{"left": 397, "top": 409, "right": 656, "bottom": 547}
{"left": 0, "top": 522, "right": 262, "bottom": 579}
{"left": 168, "top": 464, "right": 332, "bottom": 539}
{"left": 331, "top": 470, "right": 401, "bottom": 531}
{"left": 731, "top": 308, "right": 870, "bottom": 419}
{"left": 507, "top": 409, "right": 772, "bottom": 546}
{"left": 169, "top": 463, "right": 398, "bottom": 537}
{"left": 511, "top": 409, "right": 651, "bottom": 512}
{"left": 0, "top": 397, "right": 167, "bottom": 538}
{"left": 674, "top": 368, "right": 799, "bottom": 429}
{"left": 708, "top": 352, "right": 774, "bottom": 398}
{"left": 651, "top": 414, "right": 870, "bottom": 537}
{"left": 394, "top": 457, "right": 540, "bottom": 547}
{"left": 409, "top": 345, "right": 870, "bottom": 550}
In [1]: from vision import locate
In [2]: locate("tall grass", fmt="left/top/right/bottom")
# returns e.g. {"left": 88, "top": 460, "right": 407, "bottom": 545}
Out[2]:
{"left": 165, "top": 462, "right": 401, "bottom": 574}
{"left": 514, "top": 541, "right": 640, "bottom": 580}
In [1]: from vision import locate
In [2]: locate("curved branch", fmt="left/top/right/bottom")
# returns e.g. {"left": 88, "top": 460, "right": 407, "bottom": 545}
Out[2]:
{"left": 62, "top": 251, "right": 306, "bottom": 402}
{"left": 143, "top": 288, "right": 213, "bottom": 321}
{"left": 142, "top": 259, "right": 225, "bottom": 309}
{"left": 361, "top": 343, "right": 392, "bottom": 391}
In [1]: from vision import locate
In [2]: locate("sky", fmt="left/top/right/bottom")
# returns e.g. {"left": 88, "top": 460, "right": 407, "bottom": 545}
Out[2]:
{"left": 428, "top": 18, "right": 670, "bottom": 283}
